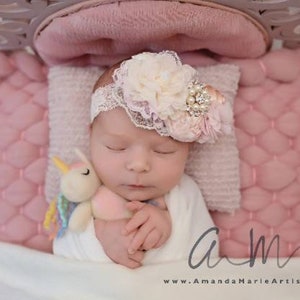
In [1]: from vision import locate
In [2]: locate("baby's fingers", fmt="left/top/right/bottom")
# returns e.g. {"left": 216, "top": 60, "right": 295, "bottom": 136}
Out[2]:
{"left": 126, "top": 201, "right": 146, "bottom": 212}
{"left": 122, "top": 257, "right": 142, "bottom": 269}
{"left": 126, "top": 261, "right": 141, "bottom": 269}
{"left": 123, "top": 210, "right": 149, "bottom": 235}
{"left": 114, "top": 250, "right": 145, "bottom": 269}
{"left": 128, "top": 250, "right": 145, "bottom": 263}
{"left": 141, "top": 230, "right": 161, "bottom": 250}
{"left": 128, "top": 221, "right": 153, "bottom": 254}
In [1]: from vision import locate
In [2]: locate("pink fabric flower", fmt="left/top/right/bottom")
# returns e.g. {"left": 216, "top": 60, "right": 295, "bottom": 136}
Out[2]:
{"left": 165, "top": 84, "right": 232, "bottom": 143}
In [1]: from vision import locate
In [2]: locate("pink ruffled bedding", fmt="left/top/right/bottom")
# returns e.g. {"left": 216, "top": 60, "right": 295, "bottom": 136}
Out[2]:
{"left": 1, "top": 48, "right": 300, "bottom": 258}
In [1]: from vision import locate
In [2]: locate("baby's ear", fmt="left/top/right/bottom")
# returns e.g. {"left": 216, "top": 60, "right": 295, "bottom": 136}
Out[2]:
{"left": 74, "top": 148, "right": 90, "bottom": 165}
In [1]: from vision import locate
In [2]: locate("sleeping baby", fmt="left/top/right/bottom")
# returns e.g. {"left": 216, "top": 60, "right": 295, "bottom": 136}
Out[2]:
{"left": 52, "top": 51, "right": 233, "bottom": 268}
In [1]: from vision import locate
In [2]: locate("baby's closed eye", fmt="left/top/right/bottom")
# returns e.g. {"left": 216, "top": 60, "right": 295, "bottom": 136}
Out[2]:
{"left": 106, "top": 145, "right": 127, "bottom": 151}
{"left": 153, "top": 147, "right": 177, "bottom": 154}
{"left": 154, "top": 149, "right": 176, "bottom": 154}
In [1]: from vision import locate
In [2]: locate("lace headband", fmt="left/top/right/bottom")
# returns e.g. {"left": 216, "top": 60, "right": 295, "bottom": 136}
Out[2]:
{"left": 91, "top": 51, "right": 233, "bottom": 143}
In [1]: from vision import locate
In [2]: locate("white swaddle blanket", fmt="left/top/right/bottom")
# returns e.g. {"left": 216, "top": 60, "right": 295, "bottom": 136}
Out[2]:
{"left": 54, "top": 174, "right": 219, "bottom": 264}
{"left": 1, "top": 177, "right": 299, "bottom": 300}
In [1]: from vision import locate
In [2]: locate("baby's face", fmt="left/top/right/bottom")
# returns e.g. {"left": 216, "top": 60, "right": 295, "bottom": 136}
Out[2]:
{"left": 90, "top": 107, "right": 190, "bottom": 201}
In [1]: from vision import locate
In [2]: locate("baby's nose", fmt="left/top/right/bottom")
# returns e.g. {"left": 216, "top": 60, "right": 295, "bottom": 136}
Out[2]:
{"left": 125, "top": 147, "right": 150, "bottom": 173}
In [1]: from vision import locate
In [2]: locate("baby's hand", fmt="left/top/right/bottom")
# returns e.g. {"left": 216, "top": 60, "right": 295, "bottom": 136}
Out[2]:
{"left": 123, "top": 201, "right": 171, "bottom": 255}
{"left": 94, "top": 219, "right": 145, "bottom": 269}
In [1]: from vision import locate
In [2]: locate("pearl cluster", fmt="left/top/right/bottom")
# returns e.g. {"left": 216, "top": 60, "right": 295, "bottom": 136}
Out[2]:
{"left": 186, "top": 81, "right": 211, "bottom": 117}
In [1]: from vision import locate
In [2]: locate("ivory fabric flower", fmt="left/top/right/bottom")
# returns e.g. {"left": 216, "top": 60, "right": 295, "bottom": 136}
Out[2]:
{"left": 114, "top": 51, "right": 197, "bottom": 120}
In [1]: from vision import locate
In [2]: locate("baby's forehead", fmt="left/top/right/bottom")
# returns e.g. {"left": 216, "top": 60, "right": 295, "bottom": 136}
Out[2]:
{"left": 92, "top": 109, "right": 177, "bottom": 144}
{"left": 92, "top": 107, "right": 131, "bottom": 129}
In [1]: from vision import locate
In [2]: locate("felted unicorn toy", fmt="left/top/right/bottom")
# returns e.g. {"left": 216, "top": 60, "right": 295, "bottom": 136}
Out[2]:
{"left": 43, "top": 149, "right": 132, "bottom": 238}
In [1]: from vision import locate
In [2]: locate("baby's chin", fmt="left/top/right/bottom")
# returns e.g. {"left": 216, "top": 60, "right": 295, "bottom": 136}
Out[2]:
{"left": 123, "top": 195, "right": 160, "bottom": 202}
{"left": 118, "top": 189, "right": 164, "bottom": 202}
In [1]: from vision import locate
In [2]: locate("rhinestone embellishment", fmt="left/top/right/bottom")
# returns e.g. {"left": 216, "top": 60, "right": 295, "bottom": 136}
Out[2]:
{"left": 186, "top": 81, "right": 211, "bottom": 117}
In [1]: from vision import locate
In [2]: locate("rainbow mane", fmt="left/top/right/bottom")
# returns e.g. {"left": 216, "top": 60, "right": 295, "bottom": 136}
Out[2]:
{"left": 43, "top": 193, "right": 77, "bottom": 239}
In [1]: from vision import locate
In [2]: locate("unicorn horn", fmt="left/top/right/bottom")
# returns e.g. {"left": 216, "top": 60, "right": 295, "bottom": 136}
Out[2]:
{"left": 52, "top": 156, "right": 70, "bottom": 174}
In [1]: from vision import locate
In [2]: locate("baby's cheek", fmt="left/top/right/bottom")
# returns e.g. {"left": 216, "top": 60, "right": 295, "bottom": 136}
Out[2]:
{"left": 95, "top": 161, "right": 120, "bottom": 187}
{"left": 157, "top": 169, "right": 181, "bottom": 191}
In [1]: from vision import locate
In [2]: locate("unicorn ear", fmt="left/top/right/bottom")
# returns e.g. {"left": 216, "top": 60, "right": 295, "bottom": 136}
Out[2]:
{"left": 74, "top": 148, "right": 90, "bottom": 165}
